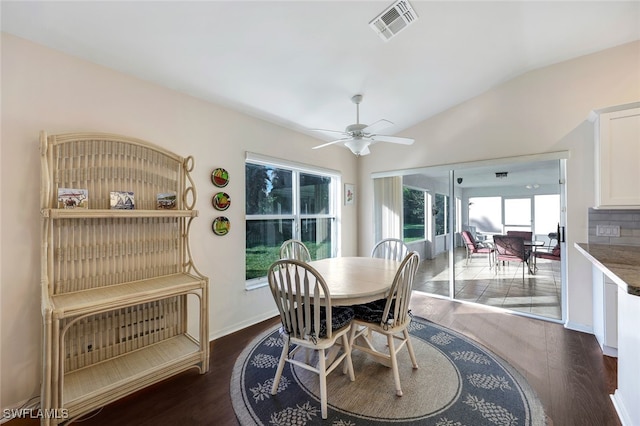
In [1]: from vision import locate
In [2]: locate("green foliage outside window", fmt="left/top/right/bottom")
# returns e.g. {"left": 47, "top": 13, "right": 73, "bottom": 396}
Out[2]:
{"left": 403, "top": 187, "right": 425, "bottom": 242}
{"left": 245, "top": 163, "right": 335, "bottom": 281}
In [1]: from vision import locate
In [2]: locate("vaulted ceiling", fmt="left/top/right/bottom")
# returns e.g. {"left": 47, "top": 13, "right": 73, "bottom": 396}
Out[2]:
{"left": 3, "top": 1, "right": 639, "bottom": 146}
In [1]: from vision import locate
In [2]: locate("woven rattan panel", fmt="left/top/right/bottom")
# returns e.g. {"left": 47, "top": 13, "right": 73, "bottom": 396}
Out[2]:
{"left": 52, "top": 139, "right": 181, "bottom": 210}
{"left": 51, "top": 217, "right": 181, "bottom": 294}
{"left": 62, "top": 297, "right": 183, "bottom": 372}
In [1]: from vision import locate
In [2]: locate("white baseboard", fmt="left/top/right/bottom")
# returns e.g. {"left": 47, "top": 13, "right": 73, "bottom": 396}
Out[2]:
{"left": 209, "top": 309, "right": 279, "bottom": 341}
{"left": 611, "top": 391, "right": 630, "bottom": 426}
{"left": 601, "top": 345, "right": 618, "bottom": 357}
{"left": 563, "top": 320, "right": 592, "bottom": 334}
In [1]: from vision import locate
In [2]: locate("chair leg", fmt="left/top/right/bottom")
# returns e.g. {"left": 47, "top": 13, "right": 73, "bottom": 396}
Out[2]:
{"left": 342, "top": 333, "right": 355, "bottom": 382}
{"left": 404, "top": 328, "right": 419, "bottom": 369}
{"left": 387, "top": 333, "right": 403, "bottom": 397}
{"left": 344, "top": 323, "right": 359, "bottom": 374}
{"left": 318, "top": 348, "right": 328, "bottom": 419}
{"left": 271, "top": 339, "right": 289, "bottom": 394}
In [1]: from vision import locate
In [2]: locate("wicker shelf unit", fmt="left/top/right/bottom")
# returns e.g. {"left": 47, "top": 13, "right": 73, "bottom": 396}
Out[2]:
{"left": 39, "top": 132, "right": 209, "bottom": 425}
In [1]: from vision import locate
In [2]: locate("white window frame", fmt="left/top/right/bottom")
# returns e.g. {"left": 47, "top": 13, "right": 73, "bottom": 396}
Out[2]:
{"left": 245, "top": 152, "right": 340, "bottom": 290}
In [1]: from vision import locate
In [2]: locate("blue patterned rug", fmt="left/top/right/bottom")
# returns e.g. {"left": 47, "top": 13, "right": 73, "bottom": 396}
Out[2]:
{"left": 231, "top": 316, "right": 546, "bottom": 425}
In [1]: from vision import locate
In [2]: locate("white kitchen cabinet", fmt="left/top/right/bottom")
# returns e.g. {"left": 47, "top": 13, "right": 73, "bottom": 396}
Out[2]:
{"left": 592, "top": 265, "right": 618, "bottom": 356}
{"left": 594, "top": 104, "right": 640, "bottom": 208}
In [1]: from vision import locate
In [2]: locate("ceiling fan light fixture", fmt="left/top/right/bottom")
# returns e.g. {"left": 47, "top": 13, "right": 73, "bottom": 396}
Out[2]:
{"left": 310, "top": 94, "right": 414, "bottom": 156}
{"left": 345, "top": 139, "right": 370, "bottom": 156}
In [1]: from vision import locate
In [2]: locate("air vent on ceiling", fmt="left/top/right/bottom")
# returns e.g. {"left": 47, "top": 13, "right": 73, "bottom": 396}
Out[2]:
{"left": 369, "top": 0, "right": 418, "bottom": 41}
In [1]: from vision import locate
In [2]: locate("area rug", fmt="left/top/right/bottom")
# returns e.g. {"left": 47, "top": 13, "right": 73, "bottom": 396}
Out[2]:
{"left": 231, "top": 316, "right": 546, "bottom": 425}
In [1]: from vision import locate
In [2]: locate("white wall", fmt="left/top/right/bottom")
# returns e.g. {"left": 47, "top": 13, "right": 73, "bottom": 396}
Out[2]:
{"left": 2, "top": 32, "right": 639, "bottom": 411}
{"left": 358, "top": 41, "right": 640, "bottom": 332}
{"left": 0, "top": 33, "right": 359, "bottom": 409}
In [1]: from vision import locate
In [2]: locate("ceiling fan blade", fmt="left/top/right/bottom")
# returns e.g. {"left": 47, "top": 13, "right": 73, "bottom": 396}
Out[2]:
{"left": 312, "top": 138, "right": 351, "bottom": 150}
{"left": 308, "top": 128, "right": 349, "bottom": 136}
{"left": 370, "top": 135, "right": 415, "bottom": 145}
{"left": 362, "top": 119, "right": 393, "bottom": 134}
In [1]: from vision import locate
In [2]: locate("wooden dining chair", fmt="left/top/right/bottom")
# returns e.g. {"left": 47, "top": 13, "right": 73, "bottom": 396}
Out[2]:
{"left": 268, "top": 259, "right": 355, "bottom": 419}
{"left": 371, "top": 238, "right": 409, "bottom": 262}
{"left": 348, "top": 251, "right": 421, "bottom": 397}
{"left": 279, "top": 239, "right": 311, "bottom": 262}
{"left": 493, "top": 235, "right": 530, "bottom": 283}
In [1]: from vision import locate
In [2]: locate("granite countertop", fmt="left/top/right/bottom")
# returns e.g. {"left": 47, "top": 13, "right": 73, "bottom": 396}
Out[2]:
{"left": 575, "top": 243, "right": 640, "bottom": 296}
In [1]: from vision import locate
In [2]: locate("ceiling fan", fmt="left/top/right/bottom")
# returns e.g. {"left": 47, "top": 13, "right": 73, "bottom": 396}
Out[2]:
{"left": 311, "top": 94, "right": 415, "bottom": 156}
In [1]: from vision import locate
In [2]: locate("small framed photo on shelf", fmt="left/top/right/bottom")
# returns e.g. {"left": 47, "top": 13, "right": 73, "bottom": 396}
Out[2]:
{"left": 58, "top": 188, "right": 88, "bottom": 209}
{"left": 157, "top": 193, "right": 177, "bottom": 210}
{"left": 344, "top": 183, "right": 355, "bottom": 205}
{"left": 110, "top": 191, "right": 135, "bottom": 210}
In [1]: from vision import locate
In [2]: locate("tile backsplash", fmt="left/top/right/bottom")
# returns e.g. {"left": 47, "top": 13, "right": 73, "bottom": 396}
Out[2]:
{"left": 588, "top": 208, "right": 640, "bottom": 246}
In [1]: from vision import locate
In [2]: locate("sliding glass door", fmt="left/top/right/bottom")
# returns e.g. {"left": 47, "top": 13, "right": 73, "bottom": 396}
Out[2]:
{"left": 392, "top": 156, "right": 566, "bottom": 321}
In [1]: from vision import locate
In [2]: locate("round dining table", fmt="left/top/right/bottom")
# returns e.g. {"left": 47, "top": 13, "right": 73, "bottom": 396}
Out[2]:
{"left": 306, "top": 257, "right": 402, "bottom": 306}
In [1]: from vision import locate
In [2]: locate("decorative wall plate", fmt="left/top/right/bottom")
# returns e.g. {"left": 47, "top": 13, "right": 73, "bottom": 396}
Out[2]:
{"left": 211, "top": 168, "right": 229, "bottom": 187}
{"left": 212, "top": 192, "right": 231, "bottom": 211}
{"left": 212, "top": 216, "right": 230, "bottom": 236}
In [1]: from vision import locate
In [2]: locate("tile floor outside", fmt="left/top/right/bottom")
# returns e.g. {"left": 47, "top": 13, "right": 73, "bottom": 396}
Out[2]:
{"left": 413, "top": 247, "right": 562, "bottom": 320}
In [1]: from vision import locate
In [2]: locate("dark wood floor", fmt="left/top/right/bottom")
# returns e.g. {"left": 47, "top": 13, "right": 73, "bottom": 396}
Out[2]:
{"left": 11, "top": 294, "right": 619, "bottom": 426}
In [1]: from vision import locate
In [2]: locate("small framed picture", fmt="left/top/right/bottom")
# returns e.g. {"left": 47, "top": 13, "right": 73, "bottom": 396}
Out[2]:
{"left": 157, "top": 192, "right": 177, "bottom": 210}
{"left": 344, "top": 184, "right": 355, "bottom": 205}
{"left": 58, "top": 188, "right": 88, "bottom": 209}
{"left": 110, "top": 191, "right": 135, "bottom": 210}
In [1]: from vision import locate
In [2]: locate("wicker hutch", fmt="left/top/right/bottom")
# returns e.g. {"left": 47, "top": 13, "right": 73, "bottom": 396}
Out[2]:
{"left": 39, "top": 132, "right": 209, "bottom": 425}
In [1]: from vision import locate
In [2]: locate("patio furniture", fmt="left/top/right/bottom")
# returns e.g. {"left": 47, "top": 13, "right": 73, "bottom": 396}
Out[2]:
{"left": 493, "top": 235, "right": 530, "bottom": 283}
{"left": 535, "top": 243, "right": 561, "bottom": 262}
{"left": 461, "top": 230, "right": 495, "bottom": 268}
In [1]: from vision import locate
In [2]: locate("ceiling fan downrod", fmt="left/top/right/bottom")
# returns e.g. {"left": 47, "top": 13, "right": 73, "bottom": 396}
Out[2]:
{"left": 352, "top": 94, "right": 363, "bottom": 125}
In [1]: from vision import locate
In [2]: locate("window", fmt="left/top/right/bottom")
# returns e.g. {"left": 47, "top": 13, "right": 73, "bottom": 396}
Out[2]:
{"left": 434, "top": 193, "right": 449, "bottom": 236}
{"left": 469, "top": 196, "right": 502, "bottom": 234}
{"left": 402, "top": 186, "right": 425, "bottom": 242}
{"left": 245, "top": 155, "right": 338, "bottom": 286}
{"left": 534, "top": 194, "right": 560, "bottom": 236}
{"left": 503, "top": 197, "right": 533, "bottom": 234}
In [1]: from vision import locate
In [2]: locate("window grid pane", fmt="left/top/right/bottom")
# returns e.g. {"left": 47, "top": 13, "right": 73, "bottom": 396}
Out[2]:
{"left": 403, "top": 187, "right": 425, "bottom": 242}
{"left": 300, "top": 173, "right": 331, "bottom": 214}
{"left": 245, "top": 162, "right": 337, "bottom": 283}
{"left": 245, "top": 163, "right": 293, "bottom": 215}
{"left": 245, "top": 219, "right": 294, "bottom": 280}
{"left": 301, "top": 218, "right": 333, "bottom": 260}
